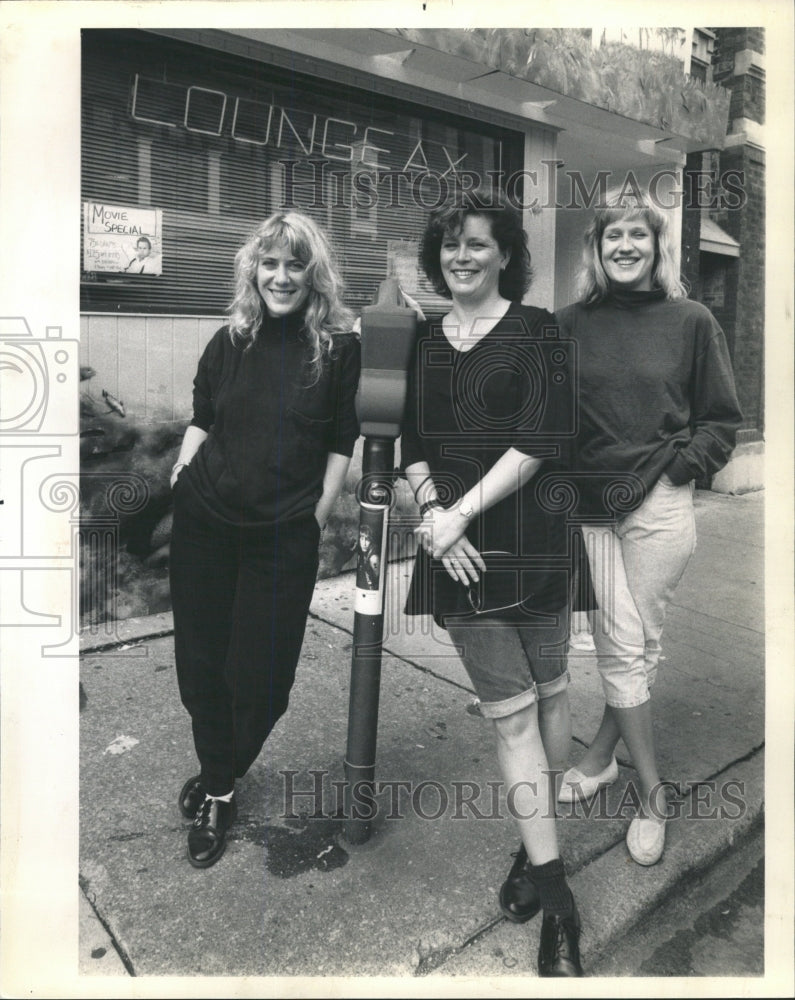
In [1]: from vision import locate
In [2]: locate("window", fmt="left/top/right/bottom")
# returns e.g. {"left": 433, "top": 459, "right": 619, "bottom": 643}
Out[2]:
{"left": 81, "top": 30, "right": 525, "bottom": 317}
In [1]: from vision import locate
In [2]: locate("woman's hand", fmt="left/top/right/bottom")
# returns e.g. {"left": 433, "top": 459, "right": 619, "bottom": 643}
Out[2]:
{"left": 170, "top": 463, "right": 187, "bottom": 490}
{"left": 414, "top": 508, "right": 486, "bottom": 582}
{"left": 439, "top": 536, "right": 487, "bottom": 585}
{"left": 398, "top": 287, "right": 426, "bottom": 321}
{"left": 352, "top": 287, "right": 424, "bottom": 336}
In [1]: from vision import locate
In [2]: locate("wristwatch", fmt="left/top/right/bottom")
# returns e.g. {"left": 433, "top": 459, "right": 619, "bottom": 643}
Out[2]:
{"left": 457, "top": 498, "right": 474, "bottom": 520}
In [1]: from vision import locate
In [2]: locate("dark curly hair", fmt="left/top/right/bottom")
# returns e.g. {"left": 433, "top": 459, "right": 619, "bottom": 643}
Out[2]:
{"left": 418, "top": 186, "right": 532, "bottom": 301}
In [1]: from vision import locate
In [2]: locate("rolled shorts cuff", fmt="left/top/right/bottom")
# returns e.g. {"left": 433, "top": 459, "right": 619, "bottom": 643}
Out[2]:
{"left": 536, "top": 668, "right": 570, "bottom": 701}
{"left": 478, "top": 669, "right": 570, "bottom": 720}
{"left": 478, "top": 686, "right": 538, "bottom": 720}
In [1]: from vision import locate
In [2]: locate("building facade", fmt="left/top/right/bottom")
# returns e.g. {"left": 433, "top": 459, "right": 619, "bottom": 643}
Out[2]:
{"left": 80, "top": 27, "right": 761, "bottom": 481}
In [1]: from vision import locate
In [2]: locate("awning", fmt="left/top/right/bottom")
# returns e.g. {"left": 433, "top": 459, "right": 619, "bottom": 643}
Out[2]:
{"left": 700, "top": 217, "right": 741, "bottom": 257}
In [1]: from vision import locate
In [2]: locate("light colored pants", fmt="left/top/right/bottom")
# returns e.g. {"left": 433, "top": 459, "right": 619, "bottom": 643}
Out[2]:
{"left": 583, "top": 479, "right": 697, "bottom": 708}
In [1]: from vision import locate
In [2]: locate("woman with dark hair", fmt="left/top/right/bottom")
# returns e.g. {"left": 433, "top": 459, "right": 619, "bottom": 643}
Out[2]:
{"left": 402, "top": 188, "right": 583, "bottom": 977}
{"left": 556, "top": 187, "right": 742, "bottom": 867}
{"left": 168, "top": 210, "right": 360, "bottom": 868}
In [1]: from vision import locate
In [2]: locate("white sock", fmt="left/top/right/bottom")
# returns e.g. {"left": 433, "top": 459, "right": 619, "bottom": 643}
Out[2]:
{"left": 208, "top": 790, "right": 234, "bottom": 803}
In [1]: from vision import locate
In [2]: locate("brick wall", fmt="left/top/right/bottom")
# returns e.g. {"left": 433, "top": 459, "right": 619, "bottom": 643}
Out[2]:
{"left": 680, "top": 153, "right": 703, "bottom": 295}
{"left": 727, "top": 73, "right": 765, "bottom": 125}
{"left": 712, "top": 28, "right": 766, "bottom": 126}
{"left": 719, "top": 142, "right": 765, "bottom": 433}
{"left": 682, "top": 27, "right": 765, "bottom": 438}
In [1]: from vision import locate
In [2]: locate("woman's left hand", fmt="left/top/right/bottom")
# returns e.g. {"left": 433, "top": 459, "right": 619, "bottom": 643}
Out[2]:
{"left": 439, "top": 537, "right": 487, "bottom": 585}
{"left": 414, "top": 508, "right": 485, "bottom": 580}
{"left": 398, "top": 287, "right": 426, "bottom": 321}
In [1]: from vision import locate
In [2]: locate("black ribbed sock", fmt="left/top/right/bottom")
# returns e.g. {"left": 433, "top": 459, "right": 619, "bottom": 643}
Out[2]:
{"left": 531, "top": 857, "right": 574, "bottom": 916}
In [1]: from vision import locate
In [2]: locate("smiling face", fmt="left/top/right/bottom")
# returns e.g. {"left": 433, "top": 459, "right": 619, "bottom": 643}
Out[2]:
{"left": 135, "top": 239, "right": 151, "bottom": 260}
{"left": 256, "top": 241, "right": 311, "bottom": 317}
{"left": 440, "top": 214, "right": 509, "bottom": 304}
{"left": 600, "top": 215, "right": 656, "bottom": 292}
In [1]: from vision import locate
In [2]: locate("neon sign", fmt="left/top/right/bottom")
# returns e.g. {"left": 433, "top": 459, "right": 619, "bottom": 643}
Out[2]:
{"left": 130, "top": 74, "right": 473, "bottom": 175}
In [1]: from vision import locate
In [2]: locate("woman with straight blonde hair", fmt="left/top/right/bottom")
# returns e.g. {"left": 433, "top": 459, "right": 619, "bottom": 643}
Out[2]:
{"left": 556, "top": 186, "right": 742, "bottom": 866}
{"left": 168, "top": 210, "right": 360, "bottom": 868}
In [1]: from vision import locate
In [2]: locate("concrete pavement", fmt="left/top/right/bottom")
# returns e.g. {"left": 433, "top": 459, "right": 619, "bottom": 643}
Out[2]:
{"left": 78, "top": 488, "right": 767, "bottom": 985}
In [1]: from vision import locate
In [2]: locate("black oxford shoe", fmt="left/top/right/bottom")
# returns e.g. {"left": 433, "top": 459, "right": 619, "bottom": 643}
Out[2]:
{"left": 537, "top": 902, "right": 584, "bottom": 977}
{"left": 499, "top": 843, "right": 541, "bottom": 923}
{"left": 178, "top": 775, "right": 205, "bottom": 819}
{"left": 187, "top": 795, "right": 237, "bottom": 869}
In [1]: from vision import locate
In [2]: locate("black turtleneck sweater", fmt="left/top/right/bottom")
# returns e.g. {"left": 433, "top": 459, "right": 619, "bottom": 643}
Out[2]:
{"left": 556, "top": 289, "right": 742, "bottom": 517}
{"left": 180, "top": 311, "right": 360, "bottom": 527}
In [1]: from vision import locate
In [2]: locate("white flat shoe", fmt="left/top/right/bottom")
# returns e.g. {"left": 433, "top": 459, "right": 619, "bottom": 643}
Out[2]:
{"left": 557, "top": 757, "right": 619, "bottom": 803}
{"left": 626, "top": 815, "right": 666, "bottom": 866}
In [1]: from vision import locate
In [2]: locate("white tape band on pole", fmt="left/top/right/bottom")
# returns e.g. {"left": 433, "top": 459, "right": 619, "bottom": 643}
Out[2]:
{"left": 355, "top": 587, "right": 383, "bottom": 615}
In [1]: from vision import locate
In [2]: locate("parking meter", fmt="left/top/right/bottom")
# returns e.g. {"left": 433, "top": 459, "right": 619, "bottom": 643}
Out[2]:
{"left": 356, "top": 277, "right": 417, "bottom": 438}
{"left": 345, "top": 278, "right": 417, "bottom": 844}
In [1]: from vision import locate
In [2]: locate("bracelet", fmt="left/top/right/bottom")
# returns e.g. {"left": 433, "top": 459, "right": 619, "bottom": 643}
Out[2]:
{"left": 419, "top": 498, "right": 444, "bottom": 518}
{"left": 413, "top": 474, "right": 433, "bottom": 504}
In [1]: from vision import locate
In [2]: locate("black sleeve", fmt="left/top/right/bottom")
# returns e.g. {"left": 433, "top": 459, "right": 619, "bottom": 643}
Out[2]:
{"left": 190, "top": 327, "right": 226, "bottom": 432}
{"left": 328, "top": 333, "right": 362, "bottom": 457}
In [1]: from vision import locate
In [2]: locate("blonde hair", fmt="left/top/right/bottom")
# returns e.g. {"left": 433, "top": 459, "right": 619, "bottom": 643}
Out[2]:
{"left": 577, "top": 186, "right": 687, "bottom": 305}
{"left": 228, "top": 210, "right": 354, "bottom": 381}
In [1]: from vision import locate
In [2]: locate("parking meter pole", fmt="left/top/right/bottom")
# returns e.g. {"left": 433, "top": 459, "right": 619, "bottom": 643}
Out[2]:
{"left": 343, "top": 277, "right": 416, "bottom": 846}
{"left": 343, "top": 436, "right": 394, "bottom": 845}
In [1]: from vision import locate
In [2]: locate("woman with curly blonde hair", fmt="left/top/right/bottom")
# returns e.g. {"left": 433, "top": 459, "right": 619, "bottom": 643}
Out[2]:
{"left": 229, "top": 211, "right": 354, "bottom": 380}
{"left": 168, "top": 209, "right": 360, "bottom": 868}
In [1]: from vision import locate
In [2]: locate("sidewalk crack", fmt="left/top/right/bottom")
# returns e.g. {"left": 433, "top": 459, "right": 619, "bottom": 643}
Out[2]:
{"left": 307, "top": 610, "right": 476, "bottom": 695}
{"left": 79, "top": 875, "right": 136, "bottom": 976}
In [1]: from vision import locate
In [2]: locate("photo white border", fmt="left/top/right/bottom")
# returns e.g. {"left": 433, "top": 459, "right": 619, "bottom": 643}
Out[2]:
{"left": 1, "top": 2, "right": 791, "bottom": 997}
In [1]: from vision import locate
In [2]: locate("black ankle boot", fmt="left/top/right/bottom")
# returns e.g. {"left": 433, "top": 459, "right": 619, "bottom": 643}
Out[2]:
{"left": 498, "top": 844, "right": 541, "bottom": 923}
{"left": 537, "top": 900, "right": 584, "bottom": 977}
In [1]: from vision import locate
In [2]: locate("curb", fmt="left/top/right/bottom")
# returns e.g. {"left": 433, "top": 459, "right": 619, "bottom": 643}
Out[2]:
{"left": 79, "top": 610, "right": 174, "bottom": 653}
{"left": 437, "top": 750, "right": 764, "bottom": 977}
{"left": 573, "top": 752, "right": 765, "bottom": 969}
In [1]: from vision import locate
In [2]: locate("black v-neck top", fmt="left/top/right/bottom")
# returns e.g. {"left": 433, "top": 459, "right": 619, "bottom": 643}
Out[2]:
{"left": 401, "top": 302, "right": 573, "bottom": 616}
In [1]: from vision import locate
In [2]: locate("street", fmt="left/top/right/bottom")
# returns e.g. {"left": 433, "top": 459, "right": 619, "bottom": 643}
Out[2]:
{"left": 590, "top": 825, "right": 764, "bottom": 977}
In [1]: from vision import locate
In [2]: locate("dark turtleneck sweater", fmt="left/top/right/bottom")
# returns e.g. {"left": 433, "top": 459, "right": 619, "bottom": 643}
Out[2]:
{"left": 180, "top": 310, "right": 360, "bottom": 527}
{"left": 556, "top": 288, "right": 742, "bottom": 517}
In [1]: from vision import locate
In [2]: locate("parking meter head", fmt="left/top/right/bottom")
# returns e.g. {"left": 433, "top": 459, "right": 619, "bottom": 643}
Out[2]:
{"left": 356, "top": 279, "right": 417, "bottom": 439}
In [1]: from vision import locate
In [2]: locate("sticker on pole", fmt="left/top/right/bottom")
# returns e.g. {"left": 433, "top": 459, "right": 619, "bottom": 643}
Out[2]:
{"left": 354, "top": 506, "right": 388, "bottom": 615}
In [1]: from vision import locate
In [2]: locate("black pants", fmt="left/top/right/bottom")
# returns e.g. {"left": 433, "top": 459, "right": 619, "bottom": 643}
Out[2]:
{"left": 169, "top": 484, "right": 320, "bottom": 795}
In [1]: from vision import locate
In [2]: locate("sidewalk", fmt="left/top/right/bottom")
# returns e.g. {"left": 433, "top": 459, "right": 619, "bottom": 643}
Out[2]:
{"left": 78, "top": 489, "right": 765, "bottom": 983}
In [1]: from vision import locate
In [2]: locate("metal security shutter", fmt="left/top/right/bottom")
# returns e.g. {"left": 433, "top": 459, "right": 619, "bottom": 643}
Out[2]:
{"left": 81, "top": 30, "right": 524, "bottom": 317}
